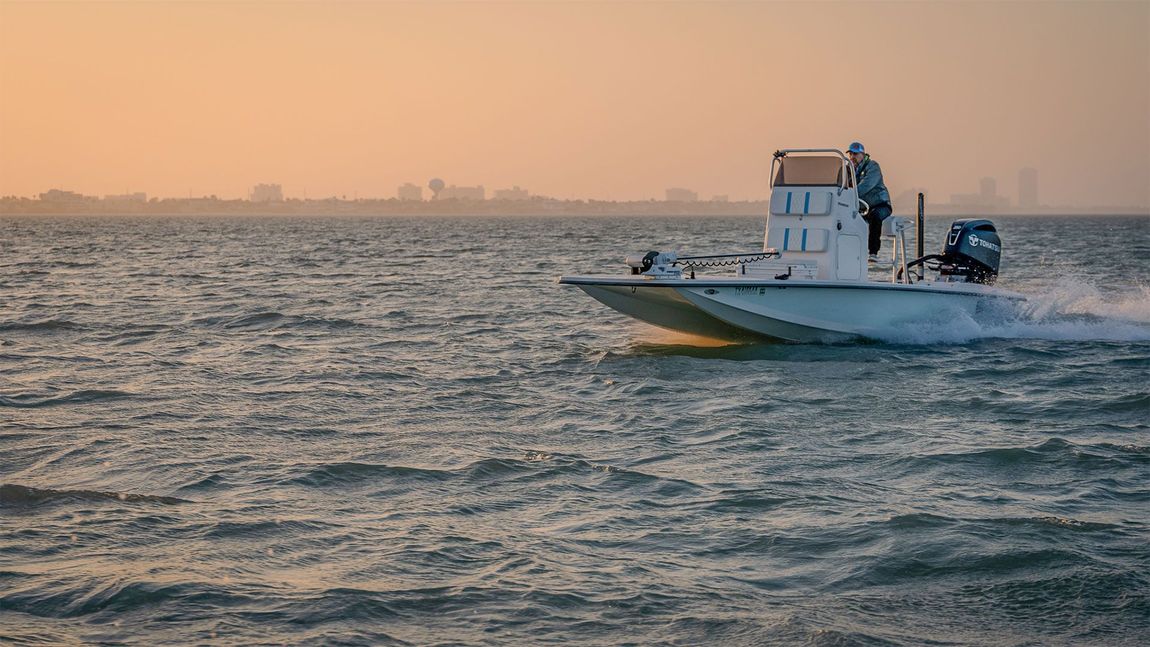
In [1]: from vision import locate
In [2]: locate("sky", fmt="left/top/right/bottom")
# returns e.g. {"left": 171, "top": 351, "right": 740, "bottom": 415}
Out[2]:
{"left": 1, "top": 1, "right": 1148, "bottom": 207}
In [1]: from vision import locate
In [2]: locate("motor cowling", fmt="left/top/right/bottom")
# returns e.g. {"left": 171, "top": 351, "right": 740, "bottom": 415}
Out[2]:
{"left": 938, "top": 219, "right": 1001, "bottom": 284}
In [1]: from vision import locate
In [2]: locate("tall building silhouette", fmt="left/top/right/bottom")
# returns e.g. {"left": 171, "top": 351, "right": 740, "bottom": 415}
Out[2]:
{"left": 38, "top": 189, "right": 93, "bottom": 202}
{"left": 492, "top": 186, "right": 530, "bottom": 201}
{"left": 397, "top": 183, "right": 423, "bottom": 201}
{"left": 665, "top": 187, "right": 698, "bottom": 202}
{"left": 250, "top": 183, "right": 283, "bottom": 202}
{"left": 104, "top": 192, "right": 147, "bottom": 202}
{"left": 437, "top": 185, "right": 485, "bottom": 200}
{"left": 1019, "top": 168, "right": 1038, "bottom": 209}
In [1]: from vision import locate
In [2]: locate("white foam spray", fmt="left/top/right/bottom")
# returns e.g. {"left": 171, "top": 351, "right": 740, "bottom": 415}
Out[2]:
{"left": 880, "top": 279, "right": 1150, "bottom": 345}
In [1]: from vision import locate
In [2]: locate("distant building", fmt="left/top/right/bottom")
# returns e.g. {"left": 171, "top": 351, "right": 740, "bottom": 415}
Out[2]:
{"left": 39, "top": 189, "right": 94, "bottom": 202}
{"left": 711, "top": 194, "right": 729, "bottom": 202}
{"left": 950, "top": 177, "right": 1008, "bottom": 211}
{"left": 1019, "top": 168, "right": 1038, "bottom": 209}
{"left": 492, "top": 186, "right": 530, "bottom": 201}
{"left": 438, "top": 185, "right": 485, "bottom": 200}
{"left": 104, "top": 192, "right": 147, "bottom": 203}
{"left": 665, "top": 187, "right": 698, "bottom": 202}
{"left": 397, "top": 183, "right": 423, "bottom": 201}
{"left": 250, "top": 183, "right": 284, "bottom": 202}
{"left": 979, "top": 177, "right": 997, "bottom": 202}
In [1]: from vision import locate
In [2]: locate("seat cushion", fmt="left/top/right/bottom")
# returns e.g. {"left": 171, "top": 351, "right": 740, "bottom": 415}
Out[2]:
{"left": 766, "top": 227, "right": 830, "bottom": 252}
{"left": 770, "top": 190, "right": 833, "bottom": 216}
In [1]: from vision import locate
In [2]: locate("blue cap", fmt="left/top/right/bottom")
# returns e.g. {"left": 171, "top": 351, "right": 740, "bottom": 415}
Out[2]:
{"left": 847, "top": 142, "right": 865, "bottom": 154}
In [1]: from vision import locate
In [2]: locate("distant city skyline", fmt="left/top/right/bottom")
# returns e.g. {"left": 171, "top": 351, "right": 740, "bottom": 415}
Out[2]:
{"left": 0, "top": 166, "right": 1129, "bottom": 212}
{"left": 6, "top": 164, "right": 1140, "bottom": 210}
{"left": 13, "top": 163, "right": 1149, "bottom": 215}
{"left": 6, "top": 166, "right": 1080, "bottom": 212}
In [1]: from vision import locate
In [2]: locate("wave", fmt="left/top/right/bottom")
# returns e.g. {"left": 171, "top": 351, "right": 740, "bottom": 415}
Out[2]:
{"left": 897, "top": 438, "right": 1148, "bottom": 475}
{"left": 879, "top": 511, "right": 1118, "bottom": 534}
{"left": 288, "top": 462, "right": 455, "bottom": 487}
{"left": 0, "top": 577, "right": 251, "bottom": 621}
{"left": 286, "top": 455, "right": 704, "bottom": 498}
{"left": 192, "top": 312, "right": 362, "bottom": 332}
{"left": 1097, "top": 392, "right": 1150, "bottom": 414}
{"left": 288, "top": 457, "right": 569, "bottom": 488}
{"left": 0, "top": 389, "right": 132, "bottom": 408}
{"left": 0, "top": 319, "right": 86, "bottom": 333}
{"left": 10, "top": 260, "right": 98, "bottom": 269}
{"left": 0, "top": 484, "right": 189, "bottom": 506}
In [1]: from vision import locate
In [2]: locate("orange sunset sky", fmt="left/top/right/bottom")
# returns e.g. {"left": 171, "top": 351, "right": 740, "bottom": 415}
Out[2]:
{"left": 1, "top": 1, "right": 1147, "bottom": 207}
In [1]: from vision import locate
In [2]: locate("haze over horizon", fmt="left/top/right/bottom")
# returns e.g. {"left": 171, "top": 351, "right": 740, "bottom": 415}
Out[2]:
{"left": 1, "top": 1, "right": 1147, "bottom": 207}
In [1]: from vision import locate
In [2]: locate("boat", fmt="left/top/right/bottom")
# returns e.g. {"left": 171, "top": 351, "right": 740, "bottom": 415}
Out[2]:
{"left": 558, "top": 148, "right": 1026, "bottom": 343}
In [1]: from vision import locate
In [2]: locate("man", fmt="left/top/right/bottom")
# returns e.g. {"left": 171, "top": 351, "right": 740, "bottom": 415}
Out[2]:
{"left": 846, "top": 142, "right": 892, "bottom": 261}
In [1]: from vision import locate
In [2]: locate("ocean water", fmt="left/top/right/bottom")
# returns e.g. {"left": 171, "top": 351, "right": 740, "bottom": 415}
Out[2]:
{"left": 1, "top": 214, "right": 1148, "bottom": 646}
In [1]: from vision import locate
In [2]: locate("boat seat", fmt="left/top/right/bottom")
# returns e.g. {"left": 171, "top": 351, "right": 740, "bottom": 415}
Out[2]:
{"left": 766, "top": 227, "right": 829, "bottom": 252}
{"left": 770, "top": 190, "right": 833, "bottom": 216}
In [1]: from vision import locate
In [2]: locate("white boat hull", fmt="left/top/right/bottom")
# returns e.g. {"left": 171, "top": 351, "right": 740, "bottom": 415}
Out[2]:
{"left": 560, "top": 276, "right": 1024, "bottom": 343}
{"left": 574, "top": 283, "right": 756, "bottom": 341}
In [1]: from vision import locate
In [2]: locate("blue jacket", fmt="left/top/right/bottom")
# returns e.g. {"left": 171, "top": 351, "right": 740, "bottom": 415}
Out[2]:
{"left": 854, "top": 155, "right": 891, "bottom": 212}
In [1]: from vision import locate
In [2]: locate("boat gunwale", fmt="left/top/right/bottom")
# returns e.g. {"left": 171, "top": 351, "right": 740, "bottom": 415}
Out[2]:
{"left": 557, "top": 275, "right": 1027, "bottom": 301}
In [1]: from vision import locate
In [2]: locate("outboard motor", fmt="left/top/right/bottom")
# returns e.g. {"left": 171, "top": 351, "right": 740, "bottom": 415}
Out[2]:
{"left": 905, "top": 218, "right": 1001, "bottom": 284}
{"left": 938, "top": 219, "right": 1001, "bottom": 284}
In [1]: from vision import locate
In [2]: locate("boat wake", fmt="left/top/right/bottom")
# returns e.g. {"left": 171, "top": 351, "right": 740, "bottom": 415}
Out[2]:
{"left": 880, "top": 279, "right": 1150, "bottom": 345}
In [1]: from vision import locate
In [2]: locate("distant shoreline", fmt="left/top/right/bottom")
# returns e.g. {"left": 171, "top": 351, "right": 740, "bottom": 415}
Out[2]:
{"left": 2, "top": 198, "right": 1146, "bottom": 218}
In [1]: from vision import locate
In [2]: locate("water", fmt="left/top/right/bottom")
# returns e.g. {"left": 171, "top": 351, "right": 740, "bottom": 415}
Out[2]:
{"left": 2, "top": 214, "right": 1148, "bottom": 645}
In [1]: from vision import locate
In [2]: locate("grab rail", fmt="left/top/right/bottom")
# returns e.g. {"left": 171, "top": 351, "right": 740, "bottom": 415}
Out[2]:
{"left": 769, "top": 148, "right": 857, "bottom": 192}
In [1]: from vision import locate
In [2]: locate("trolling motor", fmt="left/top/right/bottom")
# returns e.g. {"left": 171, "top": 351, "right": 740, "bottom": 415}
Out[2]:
{"left": 905, "top": 219, "right": 1002, "bottom": 285}
{"left": 625, "top": 250, "right": 682, "bottom": 277}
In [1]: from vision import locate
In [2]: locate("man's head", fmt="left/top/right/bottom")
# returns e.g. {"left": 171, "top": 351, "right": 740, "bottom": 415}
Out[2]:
{"left": 847, "top": 141, "right": 865, "bottom": 165}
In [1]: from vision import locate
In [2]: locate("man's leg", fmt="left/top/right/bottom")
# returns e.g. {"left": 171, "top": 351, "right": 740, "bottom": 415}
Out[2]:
{"left": 867, "top": 204, "right": 893, "bottom": 256}
{"left": 866, "top": 214, "right": 882, "bottom": 256}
